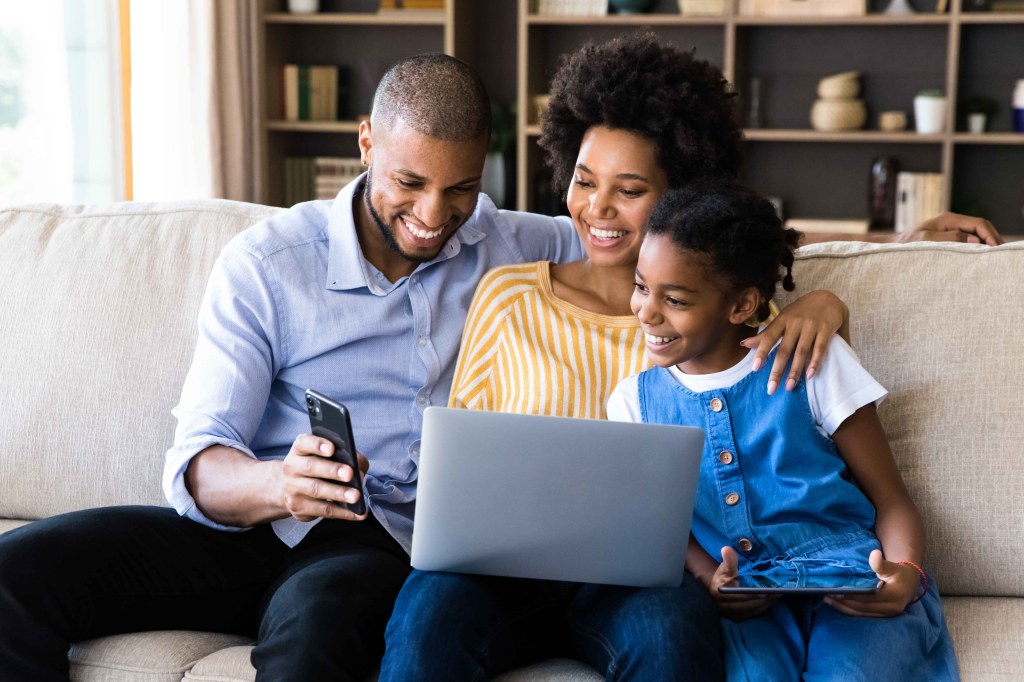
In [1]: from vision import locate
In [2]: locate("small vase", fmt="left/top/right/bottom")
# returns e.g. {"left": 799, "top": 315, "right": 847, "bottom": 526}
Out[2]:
{"left": 482, "top": 152, "right": 506, "bottom": 208}
{"left": 884, "top": 0, "right": 914, "bottom": 15}
{"left": 967, "top": 113, "right": 987, "bottom": 134}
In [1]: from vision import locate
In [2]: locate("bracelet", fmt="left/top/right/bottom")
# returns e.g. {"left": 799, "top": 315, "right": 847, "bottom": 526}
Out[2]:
{"left": 898, "top": 560, "right": 929, "bottom": 604}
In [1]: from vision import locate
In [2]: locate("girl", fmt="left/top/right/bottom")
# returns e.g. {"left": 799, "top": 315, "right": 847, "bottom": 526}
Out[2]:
{"left": 607, "top": 180, "right": 959, "bottom": 681}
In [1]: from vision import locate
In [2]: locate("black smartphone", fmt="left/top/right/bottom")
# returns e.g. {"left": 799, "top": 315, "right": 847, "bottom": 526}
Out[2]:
{"left": 719, "top": 573, "right": 881, "bottom": 596}
{"left": 304, "top": 389, "right": 366, "bottom": 516}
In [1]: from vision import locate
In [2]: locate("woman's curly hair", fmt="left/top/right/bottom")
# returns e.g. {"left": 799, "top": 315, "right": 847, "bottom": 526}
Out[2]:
{"left": 538, "top": 31, "right": 742, "bottom": 198}
{"left": 646, "top": 179, "right": 801, "bottom": 321}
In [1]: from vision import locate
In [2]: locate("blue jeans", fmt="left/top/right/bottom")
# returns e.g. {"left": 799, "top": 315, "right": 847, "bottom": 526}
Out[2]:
{"left": 722, "top": 577, "right": 959, "bottom": 681}
{"left": 380, "top": 570, "right": 723, "bottom": 681}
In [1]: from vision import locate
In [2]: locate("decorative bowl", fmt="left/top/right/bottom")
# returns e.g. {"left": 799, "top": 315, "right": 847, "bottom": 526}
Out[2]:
{"left": 810, "top": 98, "right": 867, "bottom": 131}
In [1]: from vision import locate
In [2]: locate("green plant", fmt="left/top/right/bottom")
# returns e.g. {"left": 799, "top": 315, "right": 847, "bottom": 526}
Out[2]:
{"left": 916, "top": 88, "right": 944, "bottom": 98}
{"left": 963, "top": 95, "right": 998, "bottom": 117}
{"left": 489, "top": 100, "right": 516, "bottom": 155}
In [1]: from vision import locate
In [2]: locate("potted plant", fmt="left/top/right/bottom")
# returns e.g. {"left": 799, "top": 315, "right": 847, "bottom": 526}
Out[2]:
{"left": 482, "top": 101, "right": 515, "bottom": 208}
{"left": 913, "top": 89, "right": 947, "bottom": 134}
{"left": 962, "top": 95, "right": 998, "bottom": 134}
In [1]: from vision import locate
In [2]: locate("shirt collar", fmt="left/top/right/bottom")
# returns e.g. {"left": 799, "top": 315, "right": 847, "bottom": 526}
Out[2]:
{"left": 326, "top": 173, "right": 489, "bottom": 293}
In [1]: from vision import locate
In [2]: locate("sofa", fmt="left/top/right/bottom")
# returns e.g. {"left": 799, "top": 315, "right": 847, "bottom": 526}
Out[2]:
{"left": 0, "top": 199, "right": 1021, "bottom": 681}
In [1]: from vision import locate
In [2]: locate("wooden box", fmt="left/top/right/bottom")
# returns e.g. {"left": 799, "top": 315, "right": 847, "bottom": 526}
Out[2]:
{"left": 738, "top": 0, "right": 866, "bottom": 16}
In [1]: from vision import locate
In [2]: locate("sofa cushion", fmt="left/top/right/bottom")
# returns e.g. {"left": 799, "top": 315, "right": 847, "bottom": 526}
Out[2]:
{"left": 182, "top": 647, "right": 601, "bottom": 682}
{"left": 69, "top": 630, "right": 252, "bottom": 682}
{"left": 777, "top": 241, "right": 1024, "bottom": 597}
{"left": 944, "top": 596, "right": 1024, "bottom": 680}
{"left": 0, "top": 201, "right": 282, "bottom": 520}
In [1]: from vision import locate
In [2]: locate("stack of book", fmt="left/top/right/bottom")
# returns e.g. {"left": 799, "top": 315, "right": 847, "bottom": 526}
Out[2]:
{"left": 379, "top": 0, "right": 445, "bottom": 11}
{"left": 990, "top": 1, "right": 1024, "bottom": 11}
{"left": 535, "top": 0, "right": 608, "bottom": 16}
{"left": 895, "top": 172, "right": 944, "bottom": 233}
{"left": 284, "top": 157, "right": 363, "bottom": 206}
{"left": 282, "top": 65, "right": 351, "bottom": 122}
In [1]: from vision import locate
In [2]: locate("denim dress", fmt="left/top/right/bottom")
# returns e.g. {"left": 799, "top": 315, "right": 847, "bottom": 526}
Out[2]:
{"left": 636, "top": 355, "right": 960, "bottom": 681}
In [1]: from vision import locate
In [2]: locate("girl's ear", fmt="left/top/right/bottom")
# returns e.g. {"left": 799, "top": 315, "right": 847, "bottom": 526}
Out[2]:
{"left": 728, "top": 287, "right": 762, "bottom": 325}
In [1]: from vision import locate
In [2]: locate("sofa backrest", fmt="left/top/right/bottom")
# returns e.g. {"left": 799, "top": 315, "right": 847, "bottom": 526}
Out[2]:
{"left": 776, "top": 240, "right": 1024, "bottom": 598}
{"left": 0, "top": 201, "right": 283, "bottom": 518}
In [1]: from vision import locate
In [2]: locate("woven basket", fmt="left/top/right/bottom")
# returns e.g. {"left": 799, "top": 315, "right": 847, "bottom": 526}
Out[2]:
{"left": 810, "top": 99, "right": 866, "bottom": 132}
{"left": 817, "top": 71, "right": 860, "bottom": 100}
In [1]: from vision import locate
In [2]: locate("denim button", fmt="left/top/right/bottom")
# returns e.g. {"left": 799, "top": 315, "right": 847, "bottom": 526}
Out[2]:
{"left": 719, "top": 450, "right": 734, "bottom": 465}
{"left": 737, "top": 538, "right": 753, "bottom": 552}
{"left": 725, "top": 492, "right": 740, "bottom": 506}
{"left": 710, "top": 398, "right": 723, "bottom": 412}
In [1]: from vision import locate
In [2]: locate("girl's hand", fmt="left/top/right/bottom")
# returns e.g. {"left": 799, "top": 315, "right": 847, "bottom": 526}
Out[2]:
{"left": 741, "top": 290, "right": 848, "bottom": 395}
{"left": 823, "top": 550, "right": 921, "bottom": 618}
{"left": 709, "top": 546, "right": 778, "bottom": 620}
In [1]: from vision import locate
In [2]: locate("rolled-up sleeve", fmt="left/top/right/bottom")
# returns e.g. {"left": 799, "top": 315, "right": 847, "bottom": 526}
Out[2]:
{"left": 162, "top": 238, "right": 284, "bottom": 530}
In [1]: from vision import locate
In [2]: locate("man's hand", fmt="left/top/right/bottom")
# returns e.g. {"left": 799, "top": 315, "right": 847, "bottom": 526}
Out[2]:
{"left": 823, "top": 550, "right": 921, "bottom": 618}
{"left": 741, "top": 290, "right": 848, "bottom": 395}
{"left": 895, "top": 212, "right": 1003, "bottom": 245}
{"left": 709, "top": 547, "right": 778, "bottom": 620}
{"left": 278, "top": 434, "right": 369, "bottom": 522}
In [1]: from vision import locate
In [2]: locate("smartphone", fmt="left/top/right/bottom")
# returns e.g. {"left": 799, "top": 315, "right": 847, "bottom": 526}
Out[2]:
{"left": 304, "top": 389, "right": 366, "bottom": 516}
{"left": 718, "top": 573, "right": 882, "bottom": 596}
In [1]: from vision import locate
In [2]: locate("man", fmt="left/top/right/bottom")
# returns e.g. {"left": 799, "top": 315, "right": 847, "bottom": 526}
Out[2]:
{"left": 0, "top": 53, "right": 1002, "bottom": 681}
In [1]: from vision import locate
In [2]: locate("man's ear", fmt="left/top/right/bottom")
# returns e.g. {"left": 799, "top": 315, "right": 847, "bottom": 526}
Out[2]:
{"left": 358, "top": 119, "right": 374, "bottom": 167}
{"left": 728, "top": 287, "right": 762, "bottom": 325}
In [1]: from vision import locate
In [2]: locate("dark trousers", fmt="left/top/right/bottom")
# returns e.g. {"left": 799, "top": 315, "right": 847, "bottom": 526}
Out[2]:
{"left": 0, "top": 505, "right": 410, "bottom": 682}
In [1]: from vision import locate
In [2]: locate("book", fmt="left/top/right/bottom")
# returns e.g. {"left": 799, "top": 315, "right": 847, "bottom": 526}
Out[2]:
{"left": 283, "top": 65, "right": 299, "bottom": 121}
{"left": 784, "top": 218, "right": 870, "bottom": 234}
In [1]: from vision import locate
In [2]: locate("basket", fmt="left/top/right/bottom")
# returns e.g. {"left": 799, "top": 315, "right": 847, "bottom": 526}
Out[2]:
{"left": 679, "top": 0, "right": 726, "bottom": 15}
{"left": 810, "top": 99, "right": 866, "bottom": 132}
{"left": 817, "top": 71, "right": 861, "bottom": 100}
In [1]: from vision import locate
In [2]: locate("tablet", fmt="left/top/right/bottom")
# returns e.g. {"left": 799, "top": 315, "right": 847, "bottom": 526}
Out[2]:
{"left": 719, "top": 573, "right": 882, "bottom": 595}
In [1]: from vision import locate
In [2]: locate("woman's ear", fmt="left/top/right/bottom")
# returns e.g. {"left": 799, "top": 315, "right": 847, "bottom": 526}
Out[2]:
{"left": 728, "top": 287, "right": 762, "bottom": 325}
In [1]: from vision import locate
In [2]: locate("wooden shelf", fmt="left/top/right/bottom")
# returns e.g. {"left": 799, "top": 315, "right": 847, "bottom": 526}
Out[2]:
{"left": 733, "top": 15, "right": 951, "bottom": 26}
{"left": 527, "top": 13, "right": 726, "bottom": 25}
{"left": 743, "top": 129, "right": 946, "bottom": 143}
{"left": 953, "top": 133, "right": 1024, "bottom": 145}
{"left": 267, "top": 120, "right": 362, "bottom": 133}
{"left": 264, "top": 11, "right": 446, "bottom": 26}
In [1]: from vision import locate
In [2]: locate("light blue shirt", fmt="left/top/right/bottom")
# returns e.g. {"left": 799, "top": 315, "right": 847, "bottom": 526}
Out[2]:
{"left": 163, "top": 175, "right": 582, "bottom": 551}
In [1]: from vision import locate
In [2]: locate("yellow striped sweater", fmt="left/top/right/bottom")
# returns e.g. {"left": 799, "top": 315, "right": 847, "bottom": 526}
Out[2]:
{"left": 449, "top": 261, "right": 646, "bottom": 419}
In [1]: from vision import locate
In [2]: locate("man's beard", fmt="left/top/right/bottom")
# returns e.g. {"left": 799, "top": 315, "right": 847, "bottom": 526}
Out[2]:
{"left": 363, "top": 171, "right": 438, "bottom": 266}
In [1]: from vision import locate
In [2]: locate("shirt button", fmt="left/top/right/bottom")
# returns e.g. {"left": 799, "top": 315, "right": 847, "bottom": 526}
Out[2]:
{"left": 719, "top": 450, "right": 734, "bottom": 465}
{"left": 417, "top": 336, "right": 427, "bottom": 346}
{"left": 417, "top": 395, "right": 428, "bottom": 405}
{"left": 710, "top": 397, "right": 723, "bottom": 412}
{"left": 725, "top": 492, "right": 740, "bottom": 506}
{"left": 410, "top": 275, "right": 418, "bottom": 285}
{"left": 737, "top": 538, "right": 753, "bottom": 552}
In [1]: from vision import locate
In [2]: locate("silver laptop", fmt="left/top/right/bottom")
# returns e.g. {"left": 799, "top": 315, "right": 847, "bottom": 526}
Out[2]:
{"left": 411, "top": 407, "right": 704, "bottom": 588}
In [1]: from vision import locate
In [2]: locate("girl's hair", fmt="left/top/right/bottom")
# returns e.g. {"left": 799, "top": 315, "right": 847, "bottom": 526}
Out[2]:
{"left": 538, "top": 31, "right": 742, "bottom": 198}
{"left": 646, "top": 180, "right": 802, "bottom": 321}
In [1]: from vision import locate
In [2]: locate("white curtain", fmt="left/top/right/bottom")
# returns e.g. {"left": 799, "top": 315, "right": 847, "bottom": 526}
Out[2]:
{"left": 130, "top": 1, "right": 212, "bottom": 201}
{"left": 130, "top": 0, "right": 259, "bottom": 202}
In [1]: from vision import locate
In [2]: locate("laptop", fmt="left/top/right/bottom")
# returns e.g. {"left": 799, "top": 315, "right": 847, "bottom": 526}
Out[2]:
{"left": 411, "top": 407, "right": 705, "bottom": 588}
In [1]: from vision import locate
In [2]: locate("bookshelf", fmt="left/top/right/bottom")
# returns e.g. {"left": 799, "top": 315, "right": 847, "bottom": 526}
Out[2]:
{"left": 256, "top": 0, "right": 472, "bottom": 207}
{"left": 515, "top": 0, "right": 1024, "bottom": 234}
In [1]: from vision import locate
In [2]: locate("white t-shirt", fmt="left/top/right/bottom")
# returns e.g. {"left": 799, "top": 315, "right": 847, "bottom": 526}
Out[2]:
{"left": 606, "top": 335, "right": 887, "bottom": 438}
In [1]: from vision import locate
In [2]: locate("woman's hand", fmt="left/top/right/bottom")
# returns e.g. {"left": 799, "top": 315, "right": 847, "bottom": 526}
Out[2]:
{"left": 895, "top": 212, "right": 1003, "bottom": 245}
{"left": 741, "top": 290, "right": 848, "bottom": 395}
{"left": 708, "top": 547, "right": 778, "bottom": 620}
{"left": 823, "top": 550, "right": 921, "bottom": 618}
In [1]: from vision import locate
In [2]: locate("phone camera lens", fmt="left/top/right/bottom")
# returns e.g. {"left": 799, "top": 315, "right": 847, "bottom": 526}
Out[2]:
{"left": 306, "top": 395, "right": 315, "bottom": 407}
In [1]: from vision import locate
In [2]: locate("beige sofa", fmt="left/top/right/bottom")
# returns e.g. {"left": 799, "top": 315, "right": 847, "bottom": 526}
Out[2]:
{"left": 0, "top": 200, "right": 1021, "bottom": 681}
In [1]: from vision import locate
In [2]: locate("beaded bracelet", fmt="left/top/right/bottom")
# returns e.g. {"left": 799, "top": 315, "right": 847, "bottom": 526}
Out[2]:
{"left": 898, "top": 560, "right": 929, "bottom": 604}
